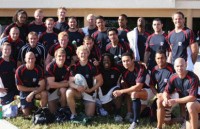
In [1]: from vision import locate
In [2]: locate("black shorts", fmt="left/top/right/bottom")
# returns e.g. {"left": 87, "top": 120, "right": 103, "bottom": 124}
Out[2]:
{"left": 20, "top": 91, "right": 35, "bottom": 109}
{"left": 0, "top": 90, "right": 18, "bottom": 105}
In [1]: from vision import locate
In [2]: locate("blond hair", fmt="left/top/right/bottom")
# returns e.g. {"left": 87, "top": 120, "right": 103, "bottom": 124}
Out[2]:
{"left": 58, "top": 31, "right": 68, "bottom": 39}
{"left": 76, "top": 45, "right": 90, "bottom": 55}
{"left": 54, "top": 48, "right": 66, "bottom": 57}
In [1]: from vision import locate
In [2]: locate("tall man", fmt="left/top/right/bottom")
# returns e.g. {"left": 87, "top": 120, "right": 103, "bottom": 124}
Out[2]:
{"left": 127, "top": 17, "right": 150, "bottom": 62}
{"left": 144, "top": 18, "right": 170, "bottom": 70}
{"left": 118, "top": 14, "right": 130, "bottom": 43}
{"left": 168, "top": 11, "right": 198, "bottom": 69}
{"left": 15, "top": 52, "right": 48, "bottom": 116}
{"left": 156, "top": 58, "right": 199, "bottom": 129}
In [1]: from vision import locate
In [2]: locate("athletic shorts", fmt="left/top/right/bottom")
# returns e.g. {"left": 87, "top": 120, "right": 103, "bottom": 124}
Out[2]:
{"left": 20, "top": 91, "right": 35, "bottom": 109}
{"left": 141, "top": 88, "right": 154, "bottom": 105}
{"left": 48, "top": 89, "right": 59, "bottom": 101}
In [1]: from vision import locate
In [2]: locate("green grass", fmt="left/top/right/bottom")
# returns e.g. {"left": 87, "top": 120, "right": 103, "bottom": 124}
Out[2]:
{"left": 6, "top": 116, "right": 181, "bottom": 129}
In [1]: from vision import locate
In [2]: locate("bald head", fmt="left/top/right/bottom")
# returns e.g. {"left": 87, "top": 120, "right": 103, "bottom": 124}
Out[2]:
{"left": 9, "top": 27, "right": 20, "bottom": 41}
{"left": 25, "top": 52, "right": 36, "bottom": 64}
{"left": 174, "top": 58, "right": 187, "bottom": 76}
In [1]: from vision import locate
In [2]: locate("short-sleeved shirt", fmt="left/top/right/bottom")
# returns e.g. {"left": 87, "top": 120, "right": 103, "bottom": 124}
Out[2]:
{"left": 122, "top": 61, "right": 148, "bottom": 89}
{"left": 15, "top": 64, "right": 44, "bottom": 88}
{"left": 92, "top": 30, "right": 110, "bottom": 53}
{"left": 165, "top": 71, "right": 199, "bottom": 98}
{"left": 48, "top": 43, "right": 76, "bottom": 66}
{"left": 82, "top": 26, "right": 97, "bottom": 36}
{"left": 150, "top": 63, "right": 175, "bottom": 93}
{"left": 0, "top": 58, "right": 16, "bottom": 92}
{"left": 137, "top": 32, "right": 150, "bottom": 62}
{"left": 46, "top": 61, "right": 70, "bottom": 93}
{"left": 67, "top": 30, "right": 85, "bottom": 47}
{"left": 54, "top": 21, "right": 69, "bottom": 34}
{"left": 3, "top": 23, "right": 28, "bottom": 42}
{"left": 28, "top": 21, "right": 46, "bottom": 35}
{"left": 106, "top": 42, "right": 129, "bottom": 64}
{"left": 88, "top": 45, "right": 102, "bottom": 63}
{"left": 101, "top": 65, "right": 122, "bottom": 95}
{"left": 0, "top": 36, "right": 25, "bottom": 62}
{"left": 145, "top": 33, "right": 170, "bottom": 69}
{"left": 18, "top": 43, "right": 46, "bottom": 67}
{"left": 118, "top": 28, "right": 130, "bottom": 43}
{"left": 168, "top": 27, "right": 195, "bottom": 64}
{"left": 39, "top": 32, "right": 58, "bottom": 54}
{"left": 70, "top": 61, "right": 100, "bottom": 91}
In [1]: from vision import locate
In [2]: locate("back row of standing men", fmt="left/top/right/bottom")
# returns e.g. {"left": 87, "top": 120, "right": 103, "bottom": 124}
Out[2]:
{"left": 0, "top": 7, "right": 200, "bottom": 129}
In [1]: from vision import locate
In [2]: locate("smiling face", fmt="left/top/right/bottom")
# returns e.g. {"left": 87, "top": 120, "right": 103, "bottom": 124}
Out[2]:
{"left": 34, "top": 10, "right": 44, "bottom": 23}
{"left": 122, "top": 55, "right": 134, "bottom": 70}
{"left": 2, "top": 44, "right": 11, "bottom": 58}
{"left": 172, "top": 13, "right": 185, "bottom": 29}
{"left": 68, "top": 18, "right": 77, "bottom": 29}
{"left": 17, "top": 13, "right": 27, "bottom": 24}
{"left": 96, "top": 18, "right": 105, "bottom": 30}
{"left": 155, "top": 52, "right": 167, "bottom": 68}
{"left": 55, "top": 51, "right": 66, "bottom": 66}
{"left": 57, "top": 8, "right": 66, "bottom": 20}
{"left": 103, "top": 55, "right": 112, "bottom": 69}
{"left": 174, "top": 58, "right": 187, "bottom": 76}
{"left": 25, "top": 52, "right": 36, "bottom": 65}
{"left": 108, "top": 30, "right": 118, "bottom": 44}
{"left": 9, "top": 27, "right": 20, "bottom": 41}
{"left": 83, "top": 39, "right": 94, "bottom": 50}
{"left": 28, "top": 34, "right": 38, "bottom": 48}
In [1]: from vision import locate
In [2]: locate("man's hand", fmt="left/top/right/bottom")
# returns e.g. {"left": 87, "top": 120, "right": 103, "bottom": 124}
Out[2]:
{"left": 113, "top": 90, "right": 123, "bottom": 97}
{"left": 76, "top": 86, "right": 85, "bottom": 93}
{"left": 93, "top": 59, "right": 99, "bottom": 66}
{"left": 0, "top": 88, "right": 7, "bottom": 93}
{"left": 26, "top": 91, "right": 35, "bottom": 102}
{"left": 85, "top": 87, "right": 92, "bottom": 93}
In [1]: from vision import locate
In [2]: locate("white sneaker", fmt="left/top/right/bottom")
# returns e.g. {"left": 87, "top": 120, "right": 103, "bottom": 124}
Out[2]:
{"left": 114, "top": 115, "right": 123, "bottom": 122}
{"left": 99, "top": 107, "right": 108, "bottom": 116}
{"left": 128, "top": 122, "right": 138, "bottom": 129}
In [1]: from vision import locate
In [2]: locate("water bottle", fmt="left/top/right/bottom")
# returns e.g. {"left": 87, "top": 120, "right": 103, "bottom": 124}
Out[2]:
{"left": 0, "top": 98, "right": 2, "bottom": 119}
{"left": 72, "top": 40, "right": 77, "bottom": 49}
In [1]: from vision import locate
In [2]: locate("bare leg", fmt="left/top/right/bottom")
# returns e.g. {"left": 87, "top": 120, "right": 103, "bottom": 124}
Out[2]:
{"left": 85, "top": 101, "right": 96, "bottom": 117}
{"left": 59, "top": 88, "right": 67, "bottom": 107}
{"left": 156, "top": 96, "right": 165, "bottom": 129}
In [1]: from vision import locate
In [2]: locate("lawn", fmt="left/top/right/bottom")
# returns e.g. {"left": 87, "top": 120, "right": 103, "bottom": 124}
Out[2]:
{"left": 7, "top": 115, "right": 181, "bottom": 129}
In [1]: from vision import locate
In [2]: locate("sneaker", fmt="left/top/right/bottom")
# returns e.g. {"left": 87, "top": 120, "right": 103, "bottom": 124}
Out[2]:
{"left": 98, "top": 107, "right": 108, "bottom": 116}
{"left": 128, "top": 122, "right": 138, "bottom": 129}
{"left": 114, "top": 115, "right": 123, "bottom": 122}
{"left": 70, "top": 114, "right": 77, "bottom": 120}
{"left": 125, "top": 112, "right": 133, "bottom": 122}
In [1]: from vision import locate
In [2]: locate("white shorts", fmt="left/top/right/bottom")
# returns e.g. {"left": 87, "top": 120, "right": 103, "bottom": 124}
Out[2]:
{"left": 98, "top": 85, "right": 120, "bottom": 104}
{"left": 141, "top": 88, "right": 154, "bottom": 105}
{"left": 48, "top": 89, "right": 59, "bottom": 101}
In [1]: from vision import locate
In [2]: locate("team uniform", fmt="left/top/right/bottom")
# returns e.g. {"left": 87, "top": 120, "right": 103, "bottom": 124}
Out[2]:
{"left": 0, "top": 36, "right": 25, "bottom": 62}
{"left": 82, "top": 26, "right": 97, "bottom": 36}
{"left": 67, "top": 30, "right": 85, "bottom": 47}
{"left": 39, "top": 32, "right": 58, "bottom": 54}
{"left": 0, "top": 58, "right": 17, "bottom": 105}
{"left": 106, "top": 42, "right": 130, "bottom": 64}
{"left": 137, "top": 32, "right": 150, "bottom": 62}
{"left": 18, "top": 43, "right": 46, "bottom": 67}
{"left": 98, "top": 65, "right": 122, "bottom": 104}
{"left": 3, "top": 23, "right": 28, "bottom": 42}
{"left": 165, "top": 71, "right": 199, "bottom": 98}
{"left": 150, "top": 63, "right": 175, "bottom": 93}
{"left": 117, "top": 28, "right": 130, "bottom": 43}
{"left": 28, "top": 21, "right": 46, "bottom": 35}
{"left": 145, "top": 33, "right": 170, "bottom": 70}
{"left": 46, "top": 61, "right": 70, "bottom": 101}
{"left": 54, "top": 21, "right": 69, "bottom": 34}
{"left": 168, "top": 27, "right": 195, "bottom": 64}
{"left": 92, "top": 30, "right": 110, "bottom": 53}
{"left": 88, "top": 45, "right": 102, "bottom": 63}
{"left": 15, "top": 64, "right": 44, "bottom": 108}
{"left": 48, "top": 43, "right": 76, "bottom": 66}
{"left": 70, "top": 61, "right": 100, "bottom": 102}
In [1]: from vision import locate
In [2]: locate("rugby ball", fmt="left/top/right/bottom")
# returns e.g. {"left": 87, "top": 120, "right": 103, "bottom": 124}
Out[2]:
{"left": 74, "top": 74, "right": 88, "bottom": 89}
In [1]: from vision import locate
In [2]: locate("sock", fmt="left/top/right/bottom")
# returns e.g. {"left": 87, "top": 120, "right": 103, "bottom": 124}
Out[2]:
{"left": 132, "top": 98, "right": 141, "bottom": 123}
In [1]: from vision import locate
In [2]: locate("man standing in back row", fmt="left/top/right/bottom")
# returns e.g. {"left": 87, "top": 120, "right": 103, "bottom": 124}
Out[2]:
{"left": 168, "top": 11, "right": 198, "bottom": 70}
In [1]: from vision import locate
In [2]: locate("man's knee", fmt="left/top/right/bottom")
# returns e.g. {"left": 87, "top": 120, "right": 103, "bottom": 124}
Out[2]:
{"left": 40, "top": 91, "right": 48, "bottom": 98}
{"left": 66, "top": 88, "right": 75, "bottom": 99}
{"left": 59, "top": 88, "right": 67, "bottom": 95}
{"left": 186, "top": 102, "right": 197, "bottom": 113}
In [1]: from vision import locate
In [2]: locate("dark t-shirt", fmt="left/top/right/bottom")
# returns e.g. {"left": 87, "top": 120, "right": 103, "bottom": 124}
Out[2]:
{"left": 15, "top": 64, "right": 44, "bottom": 88}
{"left": 168, "top": 27, "right": 195, "bottom": 64}
{"left": 150, "top": 63, "right": 175, "bottom": 93}
{"left": 28, "top": 21, "right": 46, "bottom": 35}
{"left": 88, "top": 45, "right": 102, "bottom": 63}
{"left": 67, "top": 30, "right": 85, "bottom": 47}
{"left": 165, "top": 71, "right": 199, "bottom": 98}
{"left": 118, "top": 28, "right": 130, "bottom": 43}
{"left": 122, "top": 62, "right": 148, "bottom": 89}
{"left": 54, "top": 21, "right": 69, "bottom": 34}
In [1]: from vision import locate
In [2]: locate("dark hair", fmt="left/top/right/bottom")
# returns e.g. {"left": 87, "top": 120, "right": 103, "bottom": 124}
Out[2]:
{"left": 107, "top": 27, "right": 118, "bottom": 35}
{"left": 96, "top": 15, "right": 105, "bottom": 21}
{"left": 172, "top": 11, "right": 185, "bottom": 19}
{"left": 83, "top": 35, "right": 94, "bottom": 42}
{"left": 119, "top": 14, "right": 128, "bottom": 20}
{"left": 68, "top": 16, "right": 77, "bottom": 21}
{"left": 153, "top": 18, "right": 162, "bottom": 24}
{"left": 122, "top": 52, "right": 134, "bottom": 60}
{"left": 155, "top": 49, "right": 167, "bottom": 58}
{"left": 13, "top": 9, "right": 28, "bottom": 23}
{"left": 101, "top": 53, "right": 115, "bottom": 67}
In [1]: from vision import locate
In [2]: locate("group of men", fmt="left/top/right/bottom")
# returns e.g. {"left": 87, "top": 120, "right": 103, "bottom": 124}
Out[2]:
{"left": 0, "top": 7, "right": 200, "bottom": 129}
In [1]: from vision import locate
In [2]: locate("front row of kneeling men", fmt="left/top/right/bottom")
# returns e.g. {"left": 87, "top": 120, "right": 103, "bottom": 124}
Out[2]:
{"left": 1, "top": 42, "right": 200, "bottom": 129}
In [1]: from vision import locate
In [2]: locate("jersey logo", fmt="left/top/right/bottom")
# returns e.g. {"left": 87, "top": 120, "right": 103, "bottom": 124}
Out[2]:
{"left": 67, "top": 56, "right": 70, "bottom": 59}
{"left": 178, "top": 42, "right": 182, "bottom": 46}
{"left": 77, "top": 39, "right": 80, "bottom": 43}
{"left": 35, "top": 54, "right": 38, "bottom": 57}
{"left": 111, "top": 74, "right": 115, "bottom": 79}
{"left": 54, "top": 40, "right": 57, "bottom": 43}
{"left": 33, "top": 78, "right": 37, "bottom": 82}
{"left": 85, "top": 74, "right": 89, "bottom": 78}
{"left": 164, "top": 78, "right": 168, "bottom": 83}
{"left": 160, "top": 42, "right": 164, "bottom": 46}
